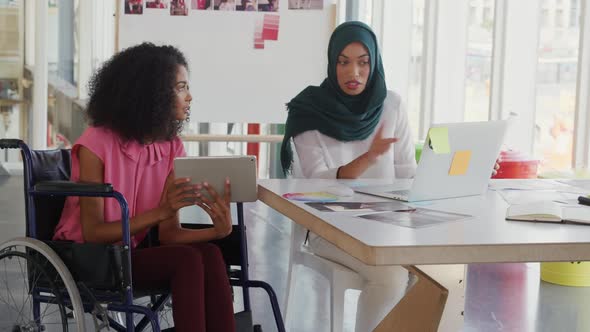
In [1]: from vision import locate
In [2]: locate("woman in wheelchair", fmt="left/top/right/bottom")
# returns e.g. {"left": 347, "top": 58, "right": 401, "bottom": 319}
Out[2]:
{"left": 52, "top": 43, "right": 236, "bottom": 332}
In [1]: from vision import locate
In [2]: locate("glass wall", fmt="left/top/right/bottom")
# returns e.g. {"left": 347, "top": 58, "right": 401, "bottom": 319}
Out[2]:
{"left": 48, "top": 0, "right": 76, "bottom": 85}
{"left": 464, "top": 0, "right": 495, "bottom": 122}
{"left": 5, "top": 0, "right": 590, "bottom": 174}
{"left": 0, "top": 0, "right": 23, "bottom": 162}
{"left": 407, "top": 0, "right": 425, "bottom": 140}
{"left": 534, "top": 0, "right": 581, "bottom": 171}
{"left": 361, "top": 0, "right": 590, "bottom": 173}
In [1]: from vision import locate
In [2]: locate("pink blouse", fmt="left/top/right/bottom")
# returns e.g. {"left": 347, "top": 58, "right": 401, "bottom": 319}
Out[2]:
{"left": 53, "top": 126, "right": 186, "bottom": 248}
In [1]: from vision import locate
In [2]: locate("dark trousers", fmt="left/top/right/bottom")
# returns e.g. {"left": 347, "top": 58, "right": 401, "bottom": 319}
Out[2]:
{"left": 132, "top": 243, "right": 236, "bottom": 332}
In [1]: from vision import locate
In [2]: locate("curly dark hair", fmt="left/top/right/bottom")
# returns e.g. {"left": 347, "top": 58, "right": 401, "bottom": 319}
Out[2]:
{"left": 86, "top": 43, "right": 189, "bottom": 143}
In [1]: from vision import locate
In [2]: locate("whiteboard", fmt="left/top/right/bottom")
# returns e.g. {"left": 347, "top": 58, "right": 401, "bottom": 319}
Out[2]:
{"left": 117, "top": 0, "right": 335, "bottom": 123}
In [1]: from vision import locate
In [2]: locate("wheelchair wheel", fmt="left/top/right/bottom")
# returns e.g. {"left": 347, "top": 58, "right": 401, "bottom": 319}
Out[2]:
{"left": 0, "top": 237, "right": 85, "bottom": 331}
{"left": 133, "top": 296, "right": 174, "bottom": 330}
{"left": 108, "top": 296, "right": 173, "bottom": 331}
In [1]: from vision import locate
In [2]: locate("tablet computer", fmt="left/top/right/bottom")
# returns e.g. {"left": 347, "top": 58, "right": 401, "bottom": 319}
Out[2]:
{"left": 173, "top": 156, "right": 258, "bottom": 202}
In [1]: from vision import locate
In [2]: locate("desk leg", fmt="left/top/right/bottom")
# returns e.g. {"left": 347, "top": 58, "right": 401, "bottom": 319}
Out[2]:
{"left": 374, "top": 265, "right": 448, "bottom": 332}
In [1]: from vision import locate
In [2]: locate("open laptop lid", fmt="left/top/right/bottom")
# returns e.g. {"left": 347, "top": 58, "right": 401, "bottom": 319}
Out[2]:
{"left": 354, "top": 120, "right": 508, "bottom": 202}
{"left": 407, "top": 120, "right": 508, "bottom": 201}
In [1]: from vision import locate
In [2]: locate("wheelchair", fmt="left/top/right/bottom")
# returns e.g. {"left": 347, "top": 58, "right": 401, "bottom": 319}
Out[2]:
{"left": 0, "top": 138, "right": 285, "bottom": 332}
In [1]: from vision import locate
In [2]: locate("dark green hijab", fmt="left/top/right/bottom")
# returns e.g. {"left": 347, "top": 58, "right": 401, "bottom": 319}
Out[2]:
{"left": 280, "top": 21, "right": 387, "bottom": 175}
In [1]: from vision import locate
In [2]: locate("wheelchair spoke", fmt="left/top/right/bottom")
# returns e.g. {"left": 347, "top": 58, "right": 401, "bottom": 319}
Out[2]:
{"left": 23, "top": 265, "right": 45, "bottom": 316}
{"left": 0, "top": 246, "right": 76, "bottom": 332}
{"left": 1, "top": 256, "right": 26, "bottom": 322}
{"left": 16, "top": 254, "right": 33, "bottom": 322}
{"left": 0, "top": 255, "right": 29, "bottom": 328}
{"left": 131, "top": 296, "right": 174, "bottom": 331}
{"left": 39, "top": 297, "right": 61, "bottom": 322}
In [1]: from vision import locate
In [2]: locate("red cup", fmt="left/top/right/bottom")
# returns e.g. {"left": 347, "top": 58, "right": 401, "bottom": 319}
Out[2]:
{"left": 492, "top": 150, "right": 539, "bottom": 179}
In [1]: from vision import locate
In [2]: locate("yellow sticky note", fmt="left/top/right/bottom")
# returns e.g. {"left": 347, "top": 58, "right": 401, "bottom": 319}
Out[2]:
{"left": 449, "top": 150, "right": 472, "bottom": 176}
{"left": 426, "top": 127, "right": 450, "bottom": 154}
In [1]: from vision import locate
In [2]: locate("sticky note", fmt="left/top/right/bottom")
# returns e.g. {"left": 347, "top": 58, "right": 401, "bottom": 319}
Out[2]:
{"left": 426, "top": 127, "right": 450, "bottom": 154}
{"left": 449, "top": 150, "right": 472, "bottom": 176}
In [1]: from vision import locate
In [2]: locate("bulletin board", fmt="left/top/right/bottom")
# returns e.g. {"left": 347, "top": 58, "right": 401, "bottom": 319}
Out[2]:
{"left": 117, "top": 0, "right": 336, "bottom": 123}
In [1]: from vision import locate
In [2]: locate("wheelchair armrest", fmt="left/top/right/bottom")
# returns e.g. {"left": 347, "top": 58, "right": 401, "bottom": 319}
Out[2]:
{"left": 33, "top": 180, "right": 132, "bottom": 286}
{"left": 0, "top": 138, "right": 24, "bottom": 149}
{"left": 34, "top": 180, "right": 114, "bottom": 194}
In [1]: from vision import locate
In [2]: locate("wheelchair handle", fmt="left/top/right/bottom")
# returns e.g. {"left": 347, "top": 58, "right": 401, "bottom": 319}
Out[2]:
{"left": 0, "top": 138, "right": 24, "bottom": 149}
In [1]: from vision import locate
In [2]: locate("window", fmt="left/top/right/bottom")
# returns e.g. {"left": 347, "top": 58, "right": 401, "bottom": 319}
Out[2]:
{"left": 47, "top": 0, "right": 76, "bottom": 85}
{"left": 465, "top": 0, "right": 494, "bottom": 122}
{"left": 91, "top": 0, "right": 116, "bottom": 73}
{"left": 483, "top": 6, "right": 492, "bottom": 25}
{"left": 358, "top": 0, "right": 590, "bottom": 171}
{"left": 361, "top": 0, "right": 372, "bottom": 24}
{"left": 534, "top": 4, "right": 580, "bottom": 171}
{"left": 556, "top": 9, "right": 564, "bottom": 27}
{"left": 0, "top": 0, "right": 23, "bottom": 162}
{"left": 469, "top": 5, "right": 477, "bottom": 26}
{"left": 542, "top": 9, "right": 550, "bottom": 27}
{"left": 407, "top": 0, "right": 425, "bottom": 139}
{"left": 569, "top": 0, "right": 579, "bottom": 28}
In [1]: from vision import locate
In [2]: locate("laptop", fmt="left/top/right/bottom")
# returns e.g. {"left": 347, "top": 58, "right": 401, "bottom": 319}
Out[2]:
{"left": 354, "top": 120, "right": 508, "bottom": 202}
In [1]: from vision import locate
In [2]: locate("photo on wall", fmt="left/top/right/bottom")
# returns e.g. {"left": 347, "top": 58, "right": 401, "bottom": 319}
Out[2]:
{"left": 214, "top": 0, "right": 236, "bottom": 10}
{"left": 192, "top": 0, "right": 213, "bottom": 10}
{"left": 125, "top": 0, "right": 144, "bottom": 14}
{"left": 258, "top": 0, "right": 278, "bottom": 12}
{"left": 170, "top": 0, "right": 189, "bottom": 15}
{"left": 288, "top": 0, "right": 322, "bottom": 10}
{"left": 146, "top": 0, "right": 168, "bottom": 8}
{"left": 236, "top": 0, "right": 257, "bottom": 11}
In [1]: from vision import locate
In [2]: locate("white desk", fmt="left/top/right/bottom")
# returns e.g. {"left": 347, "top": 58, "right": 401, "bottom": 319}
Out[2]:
{"left": 257, "top": 178, "right": 590, "bottom": 331}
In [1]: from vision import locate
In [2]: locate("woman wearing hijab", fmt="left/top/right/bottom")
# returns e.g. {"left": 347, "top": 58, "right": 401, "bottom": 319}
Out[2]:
{"left": 280, "top": 21, "right": 416, "bottom": 331}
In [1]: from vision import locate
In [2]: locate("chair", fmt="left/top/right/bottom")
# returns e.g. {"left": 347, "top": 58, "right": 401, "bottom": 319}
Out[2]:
{"left": 284, "top": 222, "right": 365, "bottom": 331}
{"left": 283, "top": 142, "right": 365, "bottom": 331}
{"left": 0, "top": 138, "right": 285, "bottom": 332}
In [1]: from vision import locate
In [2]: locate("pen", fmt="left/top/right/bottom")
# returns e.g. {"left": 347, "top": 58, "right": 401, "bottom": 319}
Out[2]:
{"left": 578, "top": 196, "right": 590, "bottom": 206}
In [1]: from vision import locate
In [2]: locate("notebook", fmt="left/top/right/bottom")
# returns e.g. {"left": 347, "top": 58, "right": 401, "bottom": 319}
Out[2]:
{"left": 506, "top": 201, "right": 590, "bottom": 225}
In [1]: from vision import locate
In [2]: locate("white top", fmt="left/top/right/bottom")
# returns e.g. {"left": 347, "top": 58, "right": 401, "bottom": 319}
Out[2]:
{"left": 293, "top": 91, "right": 417, "bottom": 179}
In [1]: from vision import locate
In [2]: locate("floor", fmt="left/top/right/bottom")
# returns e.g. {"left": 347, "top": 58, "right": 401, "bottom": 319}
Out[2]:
{"left": 1, "top": 173, "right": 590, "bottom": 331}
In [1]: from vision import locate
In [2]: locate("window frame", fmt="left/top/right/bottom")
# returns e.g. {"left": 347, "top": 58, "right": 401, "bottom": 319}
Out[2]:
{"left": 572, "top": 0, "right": 590, "bottom": 168}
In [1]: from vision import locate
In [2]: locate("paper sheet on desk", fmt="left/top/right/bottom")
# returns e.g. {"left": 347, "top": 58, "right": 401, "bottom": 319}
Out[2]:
{"left": 498, "top": 190, "right": 580, "bottom": 205}
{"left": 282, "top": 192, "right": 339, "bottom": 202}
{"left": 305, "top": 201, "right": 410, "bottom": 213}
{"left": 357, "top": 208, "right": 471, "bottom": 228}
{"left": 489, "top": 179, "right": 587, "bottom": 193}
{"left": 557, "top": 179, "right": 590, "bottom": 191}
